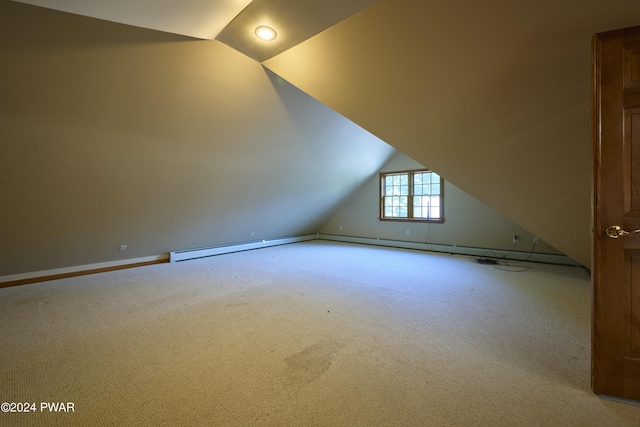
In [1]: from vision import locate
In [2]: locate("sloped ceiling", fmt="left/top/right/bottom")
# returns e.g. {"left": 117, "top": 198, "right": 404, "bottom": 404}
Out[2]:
{"left": 263, "top": 0, "right": 640, "bottom": 267}
{"left": 12, "top": 0, "right": 254, "bottom": 40}
{"left": 12, "top": 0, "right": 380, "bottom": 61}
{"left": 8, "top": 0, "right": 640, "bottom": 267}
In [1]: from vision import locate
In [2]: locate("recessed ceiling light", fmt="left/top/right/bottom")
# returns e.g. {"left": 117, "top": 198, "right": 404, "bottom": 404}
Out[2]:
{"left": 255, "top": 25, "right": 277, "bottom": 41}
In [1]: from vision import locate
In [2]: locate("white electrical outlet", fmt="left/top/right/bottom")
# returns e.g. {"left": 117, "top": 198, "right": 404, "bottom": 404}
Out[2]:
{"left": 119, "top": 245, "right": 127, "bottom": 251}
{"left": 512, "top": 235, "right": 518, "bottom": 244}
{"left": 339, "top": 225, "right": 343, "bottom": 231}
{"left": 533, "top": 236, "right": 539, "bottom": 244}
{"left": 406, "top": 229, "right": 410, "bottom": 236}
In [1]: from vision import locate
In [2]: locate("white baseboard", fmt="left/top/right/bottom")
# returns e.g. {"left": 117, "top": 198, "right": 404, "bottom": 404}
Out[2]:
{"left": 1, "top": 235, "right": 318, "bottom": 285}
{"left": 0, "top": 233, "right": 578, "bottom": 285}
{"left": 0, "top": 254, "right": 169, "bottom": 284}
{"left": 317, "top": 234, "right": 578, "bottom": 266}
{"left": 170, "top": 234, "right": 318, "bottom": 262}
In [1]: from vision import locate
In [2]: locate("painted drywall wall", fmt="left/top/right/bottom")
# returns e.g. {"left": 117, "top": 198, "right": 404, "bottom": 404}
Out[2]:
{"left": 0, "top": 2, "right": 394, "bottom": 276}
{"left": 264, "top": 0, "right": 640, "bottom": 267}
{"left": 320, "top": 151, "right": 562, "bottom": 255}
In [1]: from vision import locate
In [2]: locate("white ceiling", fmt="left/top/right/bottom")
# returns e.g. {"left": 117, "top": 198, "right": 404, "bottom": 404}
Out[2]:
{"left": 216, "top": 0, "right": 380, "bottom": 61}
{"left": 12, "top": 0, "right": 380, "bottom": 61}
{"left": 12, "top": 0, "right": 253, "bottom": 40}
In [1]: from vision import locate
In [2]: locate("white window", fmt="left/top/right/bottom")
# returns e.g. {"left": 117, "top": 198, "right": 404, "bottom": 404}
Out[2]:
{"left": 380, "top": 169, "right": 443, "bottom": 222}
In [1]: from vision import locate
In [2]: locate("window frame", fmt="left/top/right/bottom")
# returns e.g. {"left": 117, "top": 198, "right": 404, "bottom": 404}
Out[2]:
{"left": 379, "top": 168, "right": 445, "bottom": 223}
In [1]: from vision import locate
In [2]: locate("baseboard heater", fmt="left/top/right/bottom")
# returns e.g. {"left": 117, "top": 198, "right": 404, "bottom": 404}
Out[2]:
{"left": 169, "top": 234, "right": 318, "bottom": 263}
{"left": 316, "top": 234, "right": 578, "bottom": 266}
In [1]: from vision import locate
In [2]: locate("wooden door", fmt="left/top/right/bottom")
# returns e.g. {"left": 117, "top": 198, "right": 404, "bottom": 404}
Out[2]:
{"left": 593, "top": 25, "right": 640, "bottom": 401}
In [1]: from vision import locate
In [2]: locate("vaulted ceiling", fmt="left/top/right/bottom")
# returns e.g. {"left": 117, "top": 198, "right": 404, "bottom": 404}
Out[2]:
{"left": 13, "top": 0, "right": 380, "bottom": 60}
{"left": 10, "top": 0, "right": 640, "bottom": 266}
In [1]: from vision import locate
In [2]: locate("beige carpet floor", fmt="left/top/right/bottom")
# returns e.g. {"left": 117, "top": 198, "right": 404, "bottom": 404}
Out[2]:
{"left": 1, "top": 240, "right": 639, "bottom": 426}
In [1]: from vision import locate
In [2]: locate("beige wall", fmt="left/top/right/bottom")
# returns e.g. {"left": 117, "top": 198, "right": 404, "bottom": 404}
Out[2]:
{"left": 0, "top": 2, "right": 394, "bottom": 276}
{"left": 320, "top": 151, "right": 562, "bottom": 255}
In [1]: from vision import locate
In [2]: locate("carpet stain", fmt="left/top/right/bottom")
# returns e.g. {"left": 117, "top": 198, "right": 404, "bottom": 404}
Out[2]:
{"left": 284, "top": 340, "right": 342, "bottom": 384}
